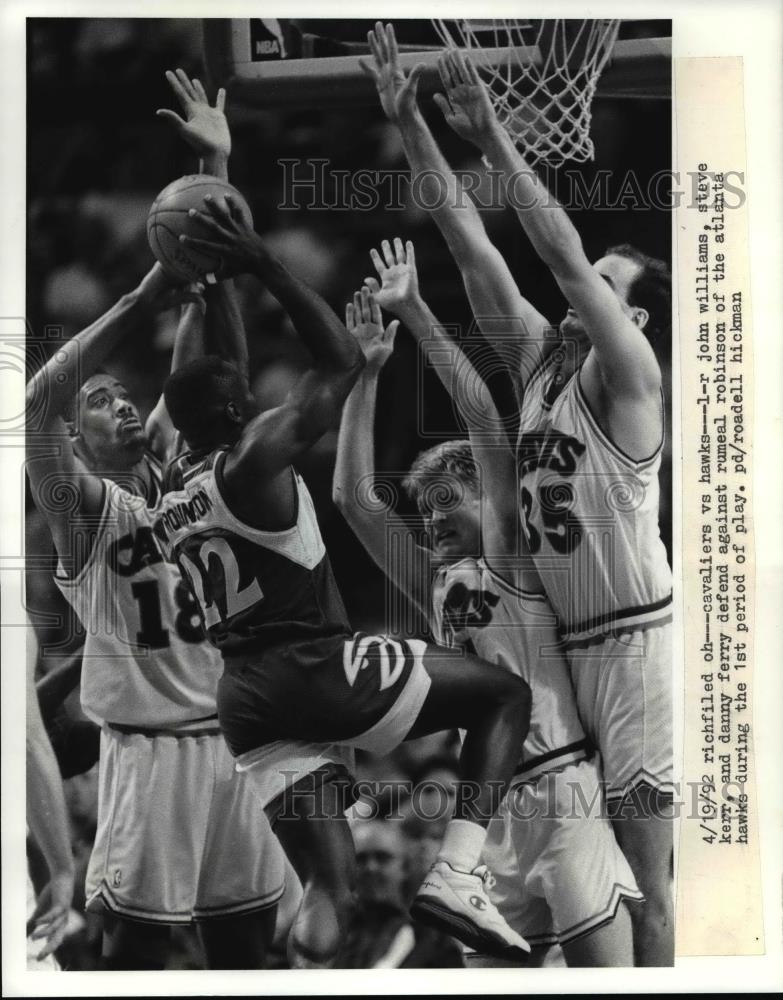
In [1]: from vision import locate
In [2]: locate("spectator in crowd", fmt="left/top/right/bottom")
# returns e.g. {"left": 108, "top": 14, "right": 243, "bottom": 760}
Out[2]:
{"left": 340, "top": 819, "right": 463, "bottom": 968}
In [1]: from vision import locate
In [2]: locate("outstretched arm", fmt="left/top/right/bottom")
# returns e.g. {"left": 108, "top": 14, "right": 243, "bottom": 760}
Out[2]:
{"left": 366, "top": 238, "right": 522, "bottom": 564}
{"left": 26, "top": 630, "right": 74, "bottom": 961}
{"left": 148, "top": 69, "right": 247, "bottom": 456}
{"left": 436, "top": 48, "right": 662, "bottom": 404}
{"left": 25, "top": 265, "right": 186, "bottom": 558}
{"left": 157, "top": 68, "right": 231, "bottom": 180}
{"left": 333, "top": 289, "right": 431, "bottom": 615}
{"left": 361, "top": 22, "right": 551, "bottom": 395}
{"left": 182, "top": 196, "right": 365, "bottom": 476}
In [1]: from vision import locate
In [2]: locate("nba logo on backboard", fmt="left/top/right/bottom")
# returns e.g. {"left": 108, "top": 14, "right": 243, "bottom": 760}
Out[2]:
{"left": 250, "top": 19, "right": 286, "bottom": 61}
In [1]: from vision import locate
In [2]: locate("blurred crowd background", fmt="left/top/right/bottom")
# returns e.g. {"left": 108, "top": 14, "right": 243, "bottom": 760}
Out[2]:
{"left": 25, "top": 18, "right": 672, "bottom": 969}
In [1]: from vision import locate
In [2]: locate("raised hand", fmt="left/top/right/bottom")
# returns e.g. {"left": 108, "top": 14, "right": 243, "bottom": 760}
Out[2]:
{"left": 364, "top": 238, "right": 420, "bottom": 316}
{"left": 179, "top": 194, "right": 264, "bottom": 278}
{"left": 359, "top": 21, "right": 425, "bottom": 124}
{"left": 433, "top": 48, "right": 497, "bottom": 147}
{"left": 157, "top": 68, "right": 231, "bottom": 161}
{"left": 345, "top": 287, "right": 399, "bottom": 372}
{"left": 135, "top": 262, "right": 205, "bottom": 312}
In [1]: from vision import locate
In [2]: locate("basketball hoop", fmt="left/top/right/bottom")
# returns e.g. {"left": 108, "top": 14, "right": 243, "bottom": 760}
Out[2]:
{"left": 431, "top": 19, "right": 621, "bottom": 166}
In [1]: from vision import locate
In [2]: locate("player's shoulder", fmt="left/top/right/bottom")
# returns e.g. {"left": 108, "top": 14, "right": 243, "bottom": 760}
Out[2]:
{"left": 163, "top": 446, "right": 225, "bottom": 494}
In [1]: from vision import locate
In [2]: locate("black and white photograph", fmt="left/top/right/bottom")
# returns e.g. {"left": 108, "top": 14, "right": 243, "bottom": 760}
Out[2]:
{"left": 3, "top": 4, "right": 782, "bottom": 994}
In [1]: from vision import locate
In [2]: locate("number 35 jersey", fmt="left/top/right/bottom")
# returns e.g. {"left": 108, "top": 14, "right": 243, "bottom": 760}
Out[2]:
{"left": 55, "top": 479, "right": 223, "bottom": 728}
{"left": 154, "top": 450, "right": 351, "bottom": 657}
{"left": 517, "top": 360, "right": 672, "bottom": 646}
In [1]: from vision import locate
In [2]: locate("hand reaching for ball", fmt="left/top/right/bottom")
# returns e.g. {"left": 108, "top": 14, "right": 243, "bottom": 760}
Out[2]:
{"left": 179, "top": 194, "right": 266, "bottom": 278}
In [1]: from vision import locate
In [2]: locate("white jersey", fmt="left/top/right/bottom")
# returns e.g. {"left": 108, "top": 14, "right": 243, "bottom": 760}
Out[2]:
{"left": 431, "top": 557, "right": 589, "bottom": 782}
{"left": 55, "top": 478, "right": 223, "bottom": 727}
{"left": 518, "top": 357, "right": 672, "bottom": 645}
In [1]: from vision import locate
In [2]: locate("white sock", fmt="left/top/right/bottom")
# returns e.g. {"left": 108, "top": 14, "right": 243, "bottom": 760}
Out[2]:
{"left": 436, "top": 818, "right": 487, "bottom": 872}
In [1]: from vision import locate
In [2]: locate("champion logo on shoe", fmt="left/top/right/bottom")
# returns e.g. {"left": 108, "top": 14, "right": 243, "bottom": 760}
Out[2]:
{"left": 469, "top": 895, "right": 487, "bottom": 911}
{"left": 421, "top": 880, "right": 440, "bottom": 891}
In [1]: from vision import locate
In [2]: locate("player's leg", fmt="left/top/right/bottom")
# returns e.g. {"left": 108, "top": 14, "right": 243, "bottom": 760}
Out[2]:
{"left": 406, "top": 644, "right": 531, "bottom": 825}
{"left": 405, "top": 644, "right": 532, "bottom": 958}
{"left": 101, "top": 914, "right": 171, "bottom": 970}
{"left": 571, "top": 628, "right": 674, "bottom": 966}
{"left": 272, "top": 767, "right": 357, "bottom": 969}
{"left": 198, "top": 910, "right": 277, "bottom": 970}
{"left": 610, "top": 786, "right": 674, "bottom": 966}
{"left": 194, "top": 735, "right": 288, "bottom": 968}
{"left": 561, "top": 901, "right": 634, "bottom": 967}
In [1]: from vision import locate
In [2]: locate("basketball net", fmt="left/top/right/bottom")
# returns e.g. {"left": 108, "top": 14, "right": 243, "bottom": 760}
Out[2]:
{"left": 431, "top": 19, "right": 621, "bottom": 166}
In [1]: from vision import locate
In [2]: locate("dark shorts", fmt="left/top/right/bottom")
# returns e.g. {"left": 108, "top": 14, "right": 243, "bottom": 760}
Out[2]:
{"left": 217, "top": 631, "right": 431, "bottom": 758}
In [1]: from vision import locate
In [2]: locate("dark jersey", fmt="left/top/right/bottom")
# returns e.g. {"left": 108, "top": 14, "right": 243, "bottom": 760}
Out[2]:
{"left": 154, "top": 449, "right": 351, "bottom": 657}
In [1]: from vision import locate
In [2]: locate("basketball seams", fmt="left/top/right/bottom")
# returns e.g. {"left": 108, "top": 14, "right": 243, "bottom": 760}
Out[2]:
{"left": 146, "top": 174, "right": 251, "bottom": 280}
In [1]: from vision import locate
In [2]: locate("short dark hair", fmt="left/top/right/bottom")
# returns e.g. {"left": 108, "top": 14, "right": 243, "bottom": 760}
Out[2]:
{"left": 63, "top": 367, "right": 110, "bottom": 425}
{"left": 402, "top": 439, "right": 479, "bottom": 512}
{"left": 605, "top": 243, "right": 671, "bottom": 345}
{"left": 164, "top": 356, "right": 249, "bottom": 447}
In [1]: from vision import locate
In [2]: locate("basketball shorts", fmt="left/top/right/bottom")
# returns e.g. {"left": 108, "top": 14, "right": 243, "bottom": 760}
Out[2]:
{"left": 228, "top": 632, "right": 430, "bottom": 808}
{"left": 480, "top": 758, "right": 643, "bottom": 947}
{"left": 85, "top": 723, "right": 286, "bottom": 924}
{"left": 219, "top": 632, "right": 431, "bottom": 756}
{"left": 566, "top": 623, "right": 673, "bottom": 802}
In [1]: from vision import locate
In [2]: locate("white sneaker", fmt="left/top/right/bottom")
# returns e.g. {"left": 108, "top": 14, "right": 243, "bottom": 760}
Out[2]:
{"left": 410, "top": 860, "right": 531, "bottom": 960}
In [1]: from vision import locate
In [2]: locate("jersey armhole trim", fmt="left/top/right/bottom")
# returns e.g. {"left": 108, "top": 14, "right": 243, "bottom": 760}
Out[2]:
{"left": 481, "top": 558, "right": 549, "bottom": 603}
{"left": 575, "top": 369, "right": 664, "bottom": 470}
{"left": 54, "top": 479, "right": 109, "bottom": 586}
{"left": 214, "top": 451, "right": 301, "bottom": 537}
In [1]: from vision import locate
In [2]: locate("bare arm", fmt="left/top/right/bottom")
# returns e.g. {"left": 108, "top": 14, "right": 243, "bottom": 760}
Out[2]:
{"left": 366, "top": 239, "right": 522, "bottom": 568}
{"left": 436, "top": 48, "right": 662, "bottom": 401}
{"left": 182, "top": 197, "right": 365, "bottom": 478}
{"left": 26, "top": 629, "right": 74, "bottom": 960}
{"left": 146, "top": 290, "right": 208, "bottom": 462}
{"left": 361, "top": 22, "right": 551, "bottom": 395}
{"left": 156, "top": 68, "right": 230, "bottom": 180}
{"left": 147, "top": 68, "right": 238, "bottom": 455}
{"left": 332, "top": 289, "right": 431, "bottom": 615}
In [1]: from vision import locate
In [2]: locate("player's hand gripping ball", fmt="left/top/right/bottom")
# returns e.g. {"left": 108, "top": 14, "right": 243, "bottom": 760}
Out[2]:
{"left": 147, "top": 174, "right": 253, "bottom": 282}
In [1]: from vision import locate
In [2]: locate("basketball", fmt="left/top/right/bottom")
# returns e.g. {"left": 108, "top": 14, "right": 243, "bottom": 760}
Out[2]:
{"left": 147, "top": 175, "right": 253, "bottom": 282}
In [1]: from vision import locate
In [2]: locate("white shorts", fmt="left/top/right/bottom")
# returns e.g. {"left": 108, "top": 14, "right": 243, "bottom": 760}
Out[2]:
{"left": 480, "top": 759, "right": 643, "bottom": 947}
{"left": 86, "top": 723, "right": 286, "bottom": 923}
{"left": 567, "top": 624, "right": 673, "bottom": 801}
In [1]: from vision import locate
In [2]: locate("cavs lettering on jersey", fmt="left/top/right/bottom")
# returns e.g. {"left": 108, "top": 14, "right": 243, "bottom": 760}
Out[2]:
{"left": 431, "top": 558, "right": 589, "bottom": 781}
{"left": 154, "top": 450, "right": 351, "bottom": 656}
{"left": 55, "top": 478, "right": 222, "bottom": 727}
{"left": 517, "top": 356, "right": 672, "bottom": 645}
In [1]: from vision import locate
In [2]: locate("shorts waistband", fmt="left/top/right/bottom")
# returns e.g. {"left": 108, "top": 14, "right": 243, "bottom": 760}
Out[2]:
{"left": 107, "top": 715, "right": 221, "bottom": 738}
{"left": 513, "top": 739, "right": 591, "bottom": 783}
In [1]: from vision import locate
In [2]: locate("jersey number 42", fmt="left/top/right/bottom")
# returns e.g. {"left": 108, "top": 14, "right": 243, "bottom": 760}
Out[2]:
{"left": 177, "top": 536, "right": 263, "bottom": 629}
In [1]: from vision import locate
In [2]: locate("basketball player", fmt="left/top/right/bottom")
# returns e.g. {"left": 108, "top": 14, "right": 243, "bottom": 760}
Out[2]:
{"left": 24, "top": 73, "right": 287, "bottom": 970}
{"left": 363, "top": 25, "right": 674, "bottom": 965}
{"left": 335, "top": 239, "right": 642, "bottom": 966}
{"left": 153, "top": 196, "right": 534, "bottom": 967}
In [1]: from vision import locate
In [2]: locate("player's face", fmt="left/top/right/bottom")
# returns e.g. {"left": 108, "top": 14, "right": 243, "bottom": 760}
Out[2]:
{"left": 354, "top": 823, "right": 407, "bottom": 904}
{"left": 559, "top": 254, "right": 642, "bottom": 338}
{"left": 419, "top": 477, "right": 482, "bottom": 562}
{"left": 75, "top": 375, "right": 146, "bottom": 462}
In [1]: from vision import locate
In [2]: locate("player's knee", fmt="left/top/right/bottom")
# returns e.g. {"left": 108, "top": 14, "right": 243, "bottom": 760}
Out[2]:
{"left": 629, "top": 890, "right": 672, "bottom": 933}
{"left": 498, "top": 672, "right": 532, "bottom": 716}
